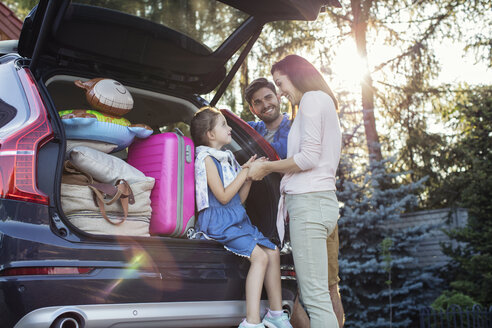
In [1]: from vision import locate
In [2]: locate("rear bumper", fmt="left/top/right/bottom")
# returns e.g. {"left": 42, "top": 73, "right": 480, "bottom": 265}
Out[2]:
{"left": 14, "top": 300, "right": 294, "bottom": 328}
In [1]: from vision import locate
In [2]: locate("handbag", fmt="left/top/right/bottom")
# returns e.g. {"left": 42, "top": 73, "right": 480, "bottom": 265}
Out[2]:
{"left": 62, "top": 161, "right": 135, "bottom": 225}
{"left": 61, "top": 160, "right": 154, "bottom": 236}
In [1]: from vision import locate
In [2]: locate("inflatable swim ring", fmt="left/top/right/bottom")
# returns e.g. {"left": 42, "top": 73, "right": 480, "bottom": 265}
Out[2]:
{"left": 60, "top": 110, "right": 153, "bottom": 152}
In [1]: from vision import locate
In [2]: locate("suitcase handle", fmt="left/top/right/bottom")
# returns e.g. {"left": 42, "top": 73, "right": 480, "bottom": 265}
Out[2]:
{"left": 174, "top": 127, "right": 184, "bottom": 136}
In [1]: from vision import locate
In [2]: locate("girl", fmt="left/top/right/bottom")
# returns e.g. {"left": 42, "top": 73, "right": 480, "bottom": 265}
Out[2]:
{"left": 248, "top": 55, "right": 342, "bottom": 328}
{"left": 190, "top": 106, "right": 292, "bottom": 328}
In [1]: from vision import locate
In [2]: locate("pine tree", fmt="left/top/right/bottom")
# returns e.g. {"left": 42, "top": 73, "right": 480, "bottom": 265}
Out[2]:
{"left": 337, "top": 157, "right": 442, "bottom": 327}
{"left": 439, "top": 86, "right": 492, "bottom": 306}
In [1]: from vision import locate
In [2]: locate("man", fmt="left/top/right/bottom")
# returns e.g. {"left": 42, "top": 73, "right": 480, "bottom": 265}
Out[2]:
{"left": 245, "top": 78, "right": 290, "bottom": 159}
{"left": 244, "top": 78, "right": 345, "bottom": 327}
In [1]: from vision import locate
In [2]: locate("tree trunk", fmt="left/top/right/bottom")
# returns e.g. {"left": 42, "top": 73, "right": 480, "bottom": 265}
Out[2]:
{"left": 351, "top": 0, "right": 382, "bottom": 161}
{"left": 240, "top": 57, "right": 254, "bottom": 121}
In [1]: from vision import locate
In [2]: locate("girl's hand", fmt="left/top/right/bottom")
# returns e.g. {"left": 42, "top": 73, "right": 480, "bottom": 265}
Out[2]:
{"left": 241, "top": 154, "right": 257, "bottom": 169}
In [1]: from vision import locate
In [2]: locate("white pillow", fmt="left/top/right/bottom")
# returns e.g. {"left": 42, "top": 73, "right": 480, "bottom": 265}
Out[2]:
{"left": 66, "top": 140, "right": 117, "bottom": 156}
{"left": 69, "top": 145, "right": 148, "bottom": 184}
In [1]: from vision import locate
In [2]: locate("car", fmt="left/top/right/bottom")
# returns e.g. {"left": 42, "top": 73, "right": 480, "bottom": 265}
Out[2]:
{"left": 0, "top": 1, "right": 341, "bottom": 327}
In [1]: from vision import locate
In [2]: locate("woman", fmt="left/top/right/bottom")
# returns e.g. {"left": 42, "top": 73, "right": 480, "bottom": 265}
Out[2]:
{"left": 248, "top": 55, "right": 341, "bottom": 328}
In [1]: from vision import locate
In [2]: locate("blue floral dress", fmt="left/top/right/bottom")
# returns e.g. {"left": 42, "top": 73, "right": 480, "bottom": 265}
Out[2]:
{"left": 195, "top": 156, "right": 276, "bottom": 257}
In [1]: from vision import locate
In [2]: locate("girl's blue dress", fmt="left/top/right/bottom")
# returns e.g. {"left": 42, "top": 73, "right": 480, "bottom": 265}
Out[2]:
{"left": 195, "top": 157, "right": 276, "bottom": 257}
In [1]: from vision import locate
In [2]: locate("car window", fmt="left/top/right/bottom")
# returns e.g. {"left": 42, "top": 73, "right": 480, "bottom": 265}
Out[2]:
{"left": 74, "top": 0, "right": 250, "bottom": 51}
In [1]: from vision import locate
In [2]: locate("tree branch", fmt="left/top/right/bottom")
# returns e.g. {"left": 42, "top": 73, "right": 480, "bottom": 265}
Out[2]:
{"left": 373, "top": 11, "right": 455, "bottom": 73}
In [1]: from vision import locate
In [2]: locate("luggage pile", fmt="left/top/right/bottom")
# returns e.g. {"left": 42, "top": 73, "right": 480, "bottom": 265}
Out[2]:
{"left": 59, "top": 78, "right": 196, "bottom": 238}
{"left": 61, "top": 145, "right": 155, "bottom": 236}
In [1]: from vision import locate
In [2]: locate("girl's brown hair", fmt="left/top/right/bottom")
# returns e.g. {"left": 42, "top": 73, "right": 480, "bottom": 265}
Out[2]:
{"left": 271, "top": 54, "right": 339, "bottom": 111}
{"left": 190, "top": 106, "right": 222, "bottom": 146}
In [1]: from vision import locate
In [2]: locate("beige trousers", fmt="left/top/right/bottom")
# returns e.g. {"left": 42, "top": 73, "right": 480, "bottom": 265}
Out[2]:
{"left": 286, "top": 191, "right": 340, "bottom": 328}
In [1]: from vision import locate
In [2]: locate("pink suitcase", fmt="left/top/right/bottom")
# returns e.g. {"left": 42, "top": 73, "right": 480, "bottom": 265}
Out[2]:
{"left": 127, "top": 130, "right": 195, "bottom": 237}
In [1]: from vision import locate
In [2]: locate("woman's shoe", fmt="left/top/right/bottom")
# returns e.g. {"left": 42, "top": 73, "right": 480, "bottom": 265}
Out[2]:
{"left": 262, "top": 312, "right": 293, "bottom": 328}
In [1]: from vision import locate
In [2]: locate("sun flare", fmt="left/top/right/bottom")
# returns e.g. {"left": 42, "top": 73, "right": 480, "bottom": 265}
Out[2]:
{"left": 331, "top": 41, "right": 369, "bottom": 88}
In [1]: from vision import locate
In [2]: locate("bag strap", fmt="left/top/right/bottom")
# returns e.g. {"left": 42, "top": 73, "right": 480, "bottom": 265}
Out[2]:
{"left": 88, "top": 179, "right": 134, "bottom": 225}
{"left": 63, "top": 160, "right": 137, "bottom": 226}
{"left": 62, "top": 160, "right": 95, "bottom": 185}
{"left": 115, "top": 179, "right": 135, "bottom": 205}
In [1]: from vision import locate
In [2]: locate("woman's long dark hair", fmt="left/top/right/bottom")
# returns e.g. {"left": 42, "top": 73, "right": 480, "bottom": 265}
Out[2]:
{"left": 271, "top": 55, "right": 339, "bottom": 111}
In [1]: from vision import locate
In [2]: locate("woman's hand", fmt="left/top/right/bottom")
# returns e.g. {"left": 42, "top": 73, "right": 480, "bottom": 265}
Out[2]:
{"left": 248, "top": 160, "right": 269, "bottom": 181}
{"left": 249, "top": 157, "right": 302, "bottom": 180}
{"left": 241, "top": 154, "right": 257, "bottom": 169}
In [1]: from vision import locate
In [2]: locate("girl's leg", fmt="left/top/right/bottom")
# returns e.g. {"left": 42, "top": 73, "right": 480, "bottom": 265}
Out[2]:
{"left": 246, "top": 245, "right": 268, "bottom": 324}
{"left": 262, "top": 246, "right": 283, "bottom": 311}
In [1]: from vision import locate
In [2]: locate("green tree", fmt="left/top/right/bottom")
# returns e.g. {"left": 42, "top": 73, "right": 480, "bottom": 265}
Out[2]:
{"left": 324, "top": 0, "right": 491, "bottom": 164}
{"left": 2, "top": 0, "right": 36, "bottom": 20}
{"left": 431, "top": 290, "right": 478, "bottom": 310}
{"left": 337, "top": 156, "right": 441, "bottom": 327}
{"left": 381, "top": 237, "right": 394, "bottom": 328}
{"left": 438, "top": 86, "right": 492, "bottom": 306}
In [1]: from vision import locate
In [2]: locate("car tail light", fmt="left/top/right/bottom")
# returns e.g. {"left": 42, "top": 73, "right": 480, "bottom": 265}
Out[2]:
{"left": 220, "top": 109, "right": 280, "bottom": 161}
{"left": 0, "top": 267, "right": 93, "bottom": 276}
{"left": 0, "top": 68, "right": 54, "bottom": 205}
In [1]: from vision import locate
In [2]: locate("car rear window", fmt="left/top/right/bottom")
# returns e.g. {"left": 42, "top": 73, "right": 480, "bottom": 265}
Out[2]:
{"left": 74, "top": 0, "right": 249, "bottom": 51}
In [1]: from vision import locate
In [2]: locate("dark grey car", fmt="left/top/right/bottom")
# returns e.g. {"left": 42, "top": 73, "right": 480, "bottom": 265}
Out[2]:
{"left": 0, "top": 1, "right": 340, "bottom": 327}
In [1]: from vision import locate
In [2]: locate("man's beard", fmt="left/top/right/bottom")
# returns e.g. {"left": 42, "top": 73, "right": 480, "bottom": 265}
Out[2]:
{"left": 260, "top": 107, "right": 280, "bottom": 124}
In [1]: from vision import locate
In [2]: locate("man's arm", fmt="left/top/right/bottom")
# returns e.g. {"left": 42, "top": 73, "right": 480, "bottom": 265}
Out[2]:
{"left": 270, "top": 124, "right": 289, "bottom": 159}
{"left": 249, "top": 119, "right": 287, "bottom": 158}
{"left": 269, "top": 115, "right": 290, "bottom": 159}
{"left": 269, "top": 140, "right": 287, "bottom": 159}
{"left": 247, "top": 121, "right": 259, "bottom": 130}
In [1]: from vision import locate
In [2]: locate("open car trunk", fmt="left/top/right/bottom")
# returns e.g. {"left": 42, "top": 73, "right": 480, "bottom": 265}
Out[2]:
{"left": 42, "top": 74, "right": 282, "bottom": 243}
{"left": 21, "top": 0, "right": 341, "bottom": 248}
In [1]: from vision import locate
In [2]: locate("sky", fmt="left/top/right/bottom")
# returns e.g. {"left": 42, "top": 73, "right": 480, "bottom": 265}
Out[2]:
{"left": 433, "top": 40, "right": 491, "bottom": 85}
{"left": 318, "top": 32, "right": 491, "bottom": 141}
{"left": 329, "top": 38, "right": 491, "bottom": 94}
